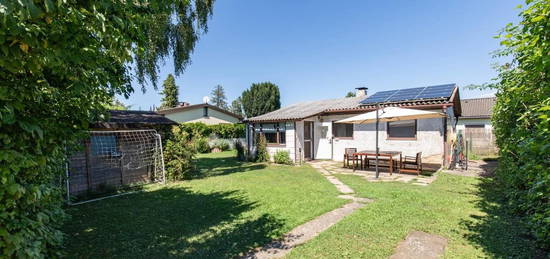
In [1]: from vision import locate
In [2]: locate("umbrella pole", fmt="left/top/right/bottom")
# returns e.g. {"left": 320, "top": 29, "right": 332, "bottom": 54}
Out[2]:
{"left": 375, "top": 104, "right": 380, "bottom": 178}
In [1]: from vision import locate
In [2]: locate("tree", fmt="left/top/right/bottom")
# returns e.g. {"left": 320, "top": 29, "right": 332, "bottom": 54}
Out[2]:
{"left": 241, "top": 82, "right": 281, "bottom": 118}
{"left": 160, "top": 74, "right": 179, "bottom": 109}
{"left": 345, "top": 91, "right": 356, "bottom": 98}
{"left": 210, "top": 84, "right": 228, "bottom": 109}
{"left": 0, "top": 1, "right": 214, "bottom": 257}
{"left": 490, "top": 0, "right": 550, "bottom": 249}
{"left": 229, "top": 97, "right": 244, "bottom": 117}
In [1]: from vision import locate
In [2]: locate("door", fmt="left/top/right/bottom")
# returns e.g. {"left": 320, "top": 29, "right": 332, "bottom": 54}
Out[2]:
{"left": 304, "top": 121, "right": 313, "bottom": 160}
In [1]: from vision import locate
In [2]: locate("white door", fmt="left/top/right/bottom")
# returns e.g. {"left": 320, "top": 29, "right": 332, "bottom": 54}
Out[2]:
{"left": 315, "top": 121, "right": 333, "bottom": 159}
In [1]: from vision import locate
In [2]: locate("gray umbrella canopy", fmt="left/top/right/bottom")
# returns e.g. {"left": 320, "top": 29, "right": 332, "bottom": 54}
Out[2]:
{"left": 336, "top": 107, "right": 445, "bottom": 178}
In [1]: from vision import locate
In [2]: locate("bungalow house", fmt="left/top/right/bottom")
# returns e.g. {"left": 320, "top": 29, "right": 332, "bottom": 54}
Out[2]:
{"left": 157, "top": 102, "right": 242, "bottom": 125}
{"left": 245, "top": 84, "right": 461, "bottom": 166}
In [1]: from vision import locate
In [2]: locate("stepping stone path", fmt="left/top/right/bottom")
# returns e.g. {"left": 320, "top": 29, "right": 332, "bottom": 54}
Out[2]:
{"left": 242, "top": 162, "right": 372, "bottom": 259}
{"left": 390, "top": 231, "right": 448, "bottom": 259}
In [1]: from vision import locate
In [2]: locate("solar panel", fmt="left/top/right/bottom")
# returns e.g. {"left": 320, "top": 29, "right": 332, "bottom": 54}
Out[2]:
{"left": 360, "top": 84, "right": 456, "bottom": 105}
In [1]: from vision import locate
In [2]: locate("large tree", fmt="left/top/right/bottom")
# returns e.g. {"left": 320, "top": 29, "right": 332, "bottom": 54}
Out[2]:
{"left": 0, "top": 0, "right": 214, "bottom": 257}
{"left": 241, "top": 82, "right": 281, "bottom": 118}
{"left": 210, "top": 84, "right": 228, "bottom": 109}
{"left": 160, "top": 74, "right": 179, "bottom": 109}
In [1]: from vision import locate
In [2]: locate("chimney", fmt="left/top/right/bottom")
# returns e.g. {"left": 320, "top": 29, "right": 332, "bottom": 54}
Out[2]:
{"left": 178, "top": 102, "right": 190, "bottom": 107}
{"left": 355, "top": 87, "right": 368, "bottom": 97}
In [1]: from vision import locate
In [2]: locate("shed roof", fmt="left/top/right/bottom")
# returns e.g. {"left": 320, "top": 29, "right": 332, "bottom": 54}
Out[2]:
{"left": 460, "top": 97, "right": 496, "bottom": 118}
{"left": 94, "top": 110, "right": 177, "bottom": 128}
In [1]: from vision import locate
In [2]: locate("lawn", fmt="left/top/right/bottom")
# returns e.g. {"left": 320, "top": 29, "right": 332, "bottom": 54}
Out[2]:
{"left": 287, "top": 173, "right": 543, "bottom": 258}
{"left": 62, "top": 151, "right": 346, "bottom": 258}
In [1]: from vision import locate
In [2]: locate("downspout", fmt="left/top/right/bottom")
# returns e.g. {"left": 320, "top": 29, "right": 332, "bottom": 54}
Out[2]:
{"left": 294, "top": 121, "right": 297, "bottom": 163}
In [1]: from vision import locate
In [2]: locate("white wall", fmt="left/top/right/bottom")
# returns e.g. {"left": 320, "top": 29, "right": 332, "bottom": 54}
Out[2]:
{"left": 457, "top": 118, "right": 492, "bottom": 130}
{"left": 165, "top": 107, "right": 240, "bottom": 125}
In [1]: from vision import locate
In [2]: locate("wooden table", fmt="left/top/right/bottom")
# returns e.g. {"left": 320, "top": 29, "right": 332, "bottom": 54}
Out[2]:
{"left": 351, "top": 151, "right": 402, "bottom": 175}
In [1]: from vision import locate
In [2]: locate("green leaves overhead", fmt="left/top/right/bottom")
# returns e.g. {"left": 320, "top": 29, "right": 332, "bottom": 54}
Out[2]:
{"left": 0, "top": 0, "right": 214, "bottom": 256}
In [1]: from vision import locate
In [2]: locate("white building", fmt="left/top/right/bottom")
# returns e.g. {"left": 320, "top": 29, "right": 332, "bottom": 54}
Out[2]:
{"left": 245, "top": 84, "right": 462, "bottom": 166}
{"left": 158, "top": 103, "right": 242, "bottom": 125}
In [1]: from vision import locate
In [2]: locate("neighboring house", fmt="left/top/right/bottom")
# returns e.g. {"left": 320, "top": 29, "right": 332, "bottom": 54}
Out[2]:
{"left": 457, "top": 97, "right": 495, "bottom": 130}
{"left": 157, "top": 102, "right": 242, "bottom": 125}
{"left": 245, "top": 84, "right": 461, "bottom": 165}
{"left": 457, "top": 97, "right": 497, "bottom": 155}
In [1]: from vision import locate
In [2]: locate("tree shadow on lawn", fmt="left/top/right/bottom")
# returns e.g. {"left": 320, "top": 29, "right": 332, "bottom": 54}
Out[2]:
{"left": 194, "top": 155, "right": 266, "bottom": 178}
{"left": 459, "top": 174, "right": 547, "bottom": 258}
{"left": 64, "top": 186, "right": 284, "bottom": 258}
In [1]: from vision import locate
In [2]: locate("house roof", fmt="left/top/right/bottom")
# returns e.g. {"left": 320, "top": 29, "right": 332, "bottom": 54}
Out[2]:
{"left": 94, "top": 110, "right": 177, "bottom": 128}
{"left": 157, "top": 103, "right": 243, "bottom": 120}
{"left": 460, "top": 97, "right": 496, "bottom": 118}
{"left": 247, "top": 84, "right": 461, "bottom": 122}
{"left": 246, "top": 96, "right": 365, "bottom": 122}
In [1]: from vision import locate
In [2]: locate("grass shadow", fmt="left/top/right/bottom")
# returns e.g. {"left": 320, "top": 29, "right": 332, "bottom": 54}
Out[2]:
{"left": 64, "top": 186, "right": 284, "bottom": 258}
{"left": 459, "top": 176, "right": 547, "bottom": 258}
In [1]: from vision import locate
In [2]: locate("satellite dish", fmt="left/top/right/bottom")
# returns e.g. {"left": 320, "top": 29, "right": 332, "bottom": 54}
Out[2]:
{"left": 202, "top": 96, "right": 210, "bottom": 104}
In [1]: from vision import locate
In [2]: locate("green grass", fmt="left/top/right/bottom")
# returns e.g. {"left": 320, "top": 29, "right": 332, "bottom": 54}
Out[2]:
{"left": 63, "top": 151, "right": 346, "bottom": 258}
{"left": 287, "top": 173, "right": 543, "bottom": 258}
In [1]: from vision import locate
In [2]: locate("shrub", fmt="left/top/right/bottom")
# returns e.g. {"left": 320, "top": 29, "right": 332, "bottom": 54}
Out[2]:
{"left": 273, "top": 150, "right": 293, "bottom": 165}
{"left": 163, "top": 127, "right": 197, "bottom": 181}
{"left": 178, "top": 122, "right": 212, "bottom": 139}
{"left": 256, "top": 134, "right": 269, "bottom": 162}
{"left": 210, "top": 139, "right": 230, "bottom": 151}
{"left": 210, "top": 123, "right": 245, "bottom": 138}
{"left": 490, "top": 0, "right": 550, "bottom": 248}
{"left": 194, "top": 137, "right": 211, "bottom": 153}
{"left": 235, "top": 141, "right": 246, "bottom": 161}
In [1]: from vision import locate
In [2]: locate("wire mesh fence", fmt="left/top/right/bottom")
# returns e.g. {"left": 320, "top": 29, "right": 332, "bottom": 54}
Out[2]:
{"left": 66, "top": 130, "right": 165, "bottom": 203}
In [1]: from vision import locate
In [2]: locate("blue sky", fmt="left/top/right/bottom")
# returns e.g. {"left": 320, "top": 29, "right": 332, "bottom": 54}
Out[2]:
{"left": 122, "top": 0, "right": 522, "bottom": 110}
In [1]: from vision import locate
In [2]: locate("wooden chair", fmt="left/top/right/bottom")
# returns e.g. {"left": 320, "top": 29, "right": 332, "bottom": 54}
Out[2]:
{"left": 400, "top": 152, "right": 422, "bottom": 175}
{"left": 343, "top": 148, "right": 361, "bottom": 169}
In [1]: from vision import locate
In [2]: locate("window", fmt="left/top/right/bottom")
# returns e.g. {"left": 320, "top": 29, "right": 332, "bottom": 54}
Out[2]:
{"left": 387, "top": 120, "right": 416, "bottom": 139}
{"left": 203, "top": 107, "right": 208, "bottom": 117}
{"left": 255, "top": 123, "right": 286, "bottom": 145}
{"left": 91, "top": 135, "right": 118, "bottom": 155}
{"left": 332, "top": 123, "right": 353, "bottom": 138}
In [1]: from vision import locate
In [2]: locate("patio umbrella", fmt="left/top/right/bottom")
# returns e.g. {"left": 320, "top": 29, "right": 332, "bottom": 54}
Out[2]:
{"left": 336, "top": 106, "right": 445, "bottom": 178}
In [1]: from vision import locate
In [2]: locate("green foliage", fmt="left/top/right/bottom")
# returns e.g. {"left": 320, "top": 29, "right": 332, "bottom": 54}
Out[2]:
{"left": 255, "top": 134, "right": 269, "bottom": 162}
{"left": 178, "top": 123, "right": 213, "bottom": 139}
{"left": 491, "top": 0, "right": 550, "bottom": 249}
{"left": 164, "top": 127, "right": 197, "bottom": 180}
{"left": 209, "top": 123, "right": 245, "bottom": 139}
{"left": 0, "top": 0, "right": 213, "bottom": 256}
{"left": 241, "top": 82, "right": 281, "bottom": 118}
{"left": 235, "top": 141, "right": 246, "bottom": 161}
{"left": 178, "top": 122, "right": 245, "bottom": 139}
{"left": 210, "top": 139, "right": 231, "bottom": 151}
{"left": 210, "top": 84, "right": 228, "bottom": 109}
{"left": 345, "top": 91, "right": 356, "bottom": 98}
{"left": 230, "top": 97, "right": 244, "bottom": 117}
{"left": 273, "top": 150, "right": 293, "bottom": 165}
{"left": 160, "top": 74, "right": 179, "bottom": 110}
{"left": 193, "top": 137, "right": 211, "bottom": 153}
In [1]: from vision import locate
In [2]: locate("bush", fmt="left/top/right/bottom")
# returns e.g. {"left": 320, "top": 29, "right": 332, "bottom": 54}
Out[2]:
{"left": 178, "top": 122, "right": 212, "bottom": 139}
{"left": 235, "top": 141, "right": 246, "bottom": 161}
{"left": 256, "top": 134, "right": 269, "bottom": 162}
{"left": 163, "top": 127, "right": 197, "bottom": 181}
{"left": 273, "top": 150, "right": 293, "bottom": 165}
{"left": 209, "top": 123, "right": 245, "bottom": 138}
{"left": 194, "top": 137, "right": 210, "bottom": 153}
{"left": 490, "top": 0, "right": 550, "bottom": 248}
{"left": 210, "top": 139, "right": 230, "bottom": 151}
